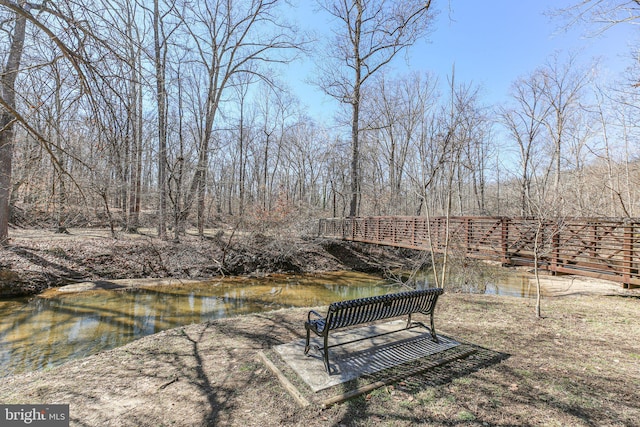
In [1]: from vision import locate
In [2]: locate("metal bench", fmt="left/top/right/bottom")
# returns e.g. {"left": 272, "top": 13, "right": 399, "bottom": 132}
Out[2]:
{"left": 304, "top": 287, "right": 444, "bottom": 374}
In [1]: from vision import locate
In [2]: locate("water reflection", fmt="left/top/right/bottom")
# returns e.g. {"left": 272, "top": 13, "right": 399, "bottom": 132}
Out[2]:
{"left": 413, "top": 268, "right": 538, "bottom": 298}
{"left": 0, "top": 272, "right": 395, "bottom": 378}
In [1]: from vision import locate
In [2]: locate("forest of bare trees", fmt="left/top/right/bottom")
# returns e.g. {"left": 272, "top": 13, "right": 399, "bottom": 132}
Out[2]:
{"left": 1, "top": 0, "right": 639, "bottom": 244}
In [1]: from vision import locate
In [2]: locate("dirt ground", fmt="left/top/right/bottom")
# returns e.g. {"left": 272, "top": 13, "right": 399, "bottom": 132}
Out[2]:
{"left": 1, "top": 228, "right": 639, "bottom": 426}
{"left": 1, "top": 293, "right": 638, "bottom": 426}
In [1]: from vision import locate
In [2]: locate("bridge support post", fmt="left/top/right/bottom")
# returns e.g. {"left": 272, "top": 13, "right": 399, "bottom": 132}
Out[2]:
{"left": 465, "top": 218, "right": 472, "bottom": 257}
{"left": 623, "top": 222, "right": 633, "bottom": 289}
{"left": 551, "top": 221, "right": 560, "bottom": 276}
{"left": 501, "top": 217, "right": 510, "bottom": 265}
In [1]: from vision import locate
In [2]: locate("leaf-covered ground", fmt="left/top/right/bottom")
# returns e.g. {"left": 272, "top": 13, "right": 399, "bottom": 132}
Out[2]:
{"left": 0, "top": 228, "right": 419, "bottom": 297}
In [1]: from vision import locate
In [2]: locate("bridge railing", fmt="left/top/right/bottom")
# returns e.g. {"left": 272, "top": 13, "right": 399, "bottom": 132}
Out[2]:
{"left": 318, "top": 216, "right": 640, "bottom": 288}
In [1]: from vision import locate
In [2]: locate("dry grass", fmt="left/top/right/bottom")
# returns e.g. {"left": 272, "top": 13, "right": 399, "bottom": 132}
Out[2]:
{"left": 1, "top": 292, "right": 638, "bottom": 426}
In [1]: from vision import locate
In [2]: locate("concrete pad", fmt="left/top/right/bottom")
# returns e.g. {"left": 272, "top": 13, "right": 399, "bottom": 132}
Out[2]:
{"left": 274, "top": 320, "right": 459, "bottom": 392}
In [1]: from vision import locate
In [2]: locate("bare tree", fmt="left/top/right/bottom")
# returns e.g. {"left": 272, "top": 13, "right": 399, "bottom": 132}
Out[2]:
{"left": 362, "top": 72, "right": 438, "bottom": 214}
{"left": 231, "top": 72, "right": 258, "bottom": 217}
{"left": 527, "top": 187, "right": 567, "bottom": 318}
{"left": 0, "top": 0, "right": 100, "bottom": 243}
{"left": 86, "top": 0, "right": 147, "bottom": 233}
{"left": 461, "top": 108, "right": 493, "bottom": 215}
{"left": 149, "top": 0, "right": 176, "bottom": 239}
{"left": 449, "top": 81, "right": 490, "bottom": 215}
{"left": 558, "top": 1, "right": 640, "bottom": 33}
{"left": 254, "top": 82, "right": 297, "bottom": 212}
{"left": 611, "top": 89, "right": 640, "bottom": 216}
{"left": 559, "top": 1, "right": 637, "bottom": 80}
{"left": 499, "top": 70, "right": 552, "bottom": 217}
{"left": 314, "top": 0, "right": 436, "bottom": 217}
{"left": 176, "top": 0, "right": 302, "bottom": 236}
{"left": 0, "top": 1, "right": 27, "bottom": 244}
{"left": 539, "top": 53, "right": 592, "bottom": 203}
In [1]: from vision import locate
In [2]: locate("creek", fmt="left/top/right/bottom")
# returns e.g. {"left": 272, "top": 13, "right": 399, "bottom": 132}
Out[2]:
{"left": 0, "top": 269, "right": 534, "bottom": 377}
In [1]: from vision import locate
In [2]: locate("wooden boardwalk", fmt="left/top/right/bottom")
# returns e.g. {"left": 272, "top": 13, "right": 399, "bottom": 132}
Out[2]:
{"left": 318, "top": 216, "right": 640, "bottom": 289}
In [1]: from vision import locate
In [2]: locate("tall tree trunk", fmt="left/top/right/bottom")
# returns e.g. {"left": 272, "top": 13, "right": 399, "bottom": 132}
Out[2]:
{"left": 238, "top": 97, "right": 245, "bottom": 216}
{"left": 0, "top": 8, "right": 27, "bottom": 245}
{"left": 348, "top": 1, "right": 363, "bottom": 218}
{"left": 129, "top": 83, "right": 143, "bottom": 232}
{"left": 128, "top": 15, "right": 143, "bottom": 233}
{"left": 196, "top": 154, "right": 207, "bottom": 236}
{"left": 262, "top": 131, "right": 270, "bottom": 210}
{"left": 153, "top": 0, "right": 167, "bottom": 239}
{"left": 173, "top": 65, "right": 185, "bottom": 241}
{"left": 53, "top": 78, "right": 67, "bottom": 233}
{"left": 349, "top": 93, "right": 361, "bottom": 217}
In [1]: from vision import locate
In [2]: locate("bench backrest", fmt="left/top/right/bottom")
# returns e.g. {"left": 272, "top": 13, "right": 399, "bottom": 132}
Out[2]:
{"left": 325, "top": 287, "right": 444, "bottom": 331}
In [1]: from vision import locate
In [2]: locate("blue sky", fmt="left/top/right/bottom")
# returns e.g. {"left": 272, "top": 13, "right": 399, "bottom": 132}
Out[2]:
{"left": 288, "top": 0, "right": 638, "bottom": 120}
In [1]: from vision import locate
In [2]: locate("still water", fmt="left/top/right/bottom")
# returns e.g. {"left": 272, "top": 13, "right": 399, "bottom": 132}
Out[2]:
{"left": 0, "top": 272, "right": 399, "bottom": 377}
{"left": 0, "top": 269, "right": 535, "bottom": 378}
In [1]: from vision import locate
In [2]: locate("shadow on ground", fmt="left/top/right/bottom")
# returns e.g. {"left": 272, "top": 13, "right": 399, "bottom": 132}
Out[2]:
{"left": 266, "top": 333, "right": 509, "bottom": 418}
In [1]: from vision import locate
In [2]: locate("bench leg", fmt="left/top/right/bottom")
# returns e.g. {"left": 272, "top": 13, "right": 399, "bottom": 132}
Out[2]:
{"left": 410, "top": 313, "right": 440, "bottom": 343}
{"left": 304, "top": 328, "right": 331, "bottom": 374}
{"left": 323, "top": 334, "right": 330, "bottom": 374}
{"left": 304, "top": 327, "right": 311, "bottom": 355}
{"left": 430, "top": 312, "right": 439, "bottom": 343}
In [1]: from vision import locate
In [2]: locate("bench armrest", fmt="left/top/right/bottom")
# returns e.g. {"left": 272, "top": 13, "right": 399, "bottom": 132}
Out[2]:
{"left": 307, "top": 309, "right": 325, "bottom": 323}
